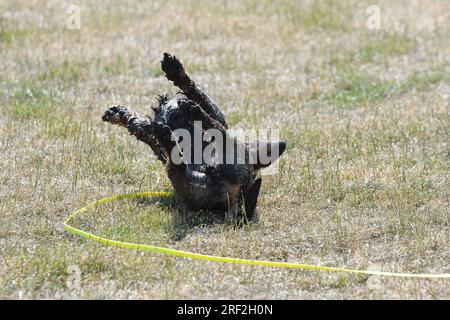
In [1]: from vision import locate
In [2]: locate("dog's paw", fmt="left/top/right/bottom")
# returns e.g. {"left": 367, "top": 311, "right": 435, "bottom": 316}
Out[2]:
{"left": 161, "top": 53, "right": 185, "bottom": 81}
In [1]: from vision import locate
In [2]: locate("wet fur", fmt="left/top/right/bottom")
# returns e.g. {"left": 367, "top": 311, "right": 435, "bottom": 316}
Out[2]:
{"left": 102, "top": 53, "right": 286, "bottom": 224}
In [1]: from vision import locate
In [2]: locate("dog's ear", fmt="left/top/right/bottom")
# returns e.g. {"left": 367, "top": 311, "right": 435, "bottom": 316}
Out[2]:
{"left": 248, "top": 140, "right": 286, "bottom": 170}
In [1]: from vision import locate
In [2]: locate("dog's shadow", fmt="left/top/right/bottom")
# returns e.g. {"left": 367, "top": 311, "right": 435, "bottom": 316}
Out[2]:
{"left": 138, "top": 194, "right": 228, "bottom": 241}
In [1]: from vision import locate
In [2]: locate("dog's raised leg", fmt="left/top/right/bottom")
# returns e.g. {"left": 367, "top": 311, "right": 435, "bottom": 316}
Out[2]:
{"left": 243, "top": 178, "right": 262, "bottom": 222}
{"left": 161, "top": 53, "right": 228, "bottom": 129}
{"left": 101, "top": 105, "right": 166, "bottom": 162}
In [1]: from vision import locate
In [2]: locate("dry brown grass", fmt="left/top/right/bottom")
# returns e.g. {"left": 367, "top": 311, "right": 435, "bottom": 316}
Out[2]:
{"left": 0, "top": 0, "right": 449, "bottom": 299}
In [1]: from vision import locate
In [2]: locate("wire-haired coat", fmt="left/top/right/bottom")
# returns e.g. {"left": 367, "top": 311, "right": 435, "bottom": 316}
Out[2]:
{"left": 102, "top": 53, "right": 286, "bottom": 224}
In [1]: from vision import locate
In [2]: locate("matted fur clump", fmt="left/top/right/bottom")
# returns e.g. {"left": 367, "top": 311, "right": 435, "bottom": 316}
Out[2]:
{"left": 102, "top": 53, "right": 286, "bottom": 225}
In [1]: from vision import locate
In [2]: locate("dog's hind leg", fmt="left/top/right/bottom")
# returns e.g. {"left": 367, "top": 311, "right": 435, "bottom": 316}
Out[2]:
{"left": 243, "top": 178, "right": 262, "bottom": 223}
{"left": 161, "top": 53, "right": 228, "bottom": 128}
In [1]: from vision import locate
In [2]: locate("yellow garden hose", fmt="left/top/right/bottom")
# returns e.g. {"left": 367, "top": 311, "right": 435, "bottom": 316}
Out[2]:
{"left": 64, "top": 191, "right": 450, "bottom": 279}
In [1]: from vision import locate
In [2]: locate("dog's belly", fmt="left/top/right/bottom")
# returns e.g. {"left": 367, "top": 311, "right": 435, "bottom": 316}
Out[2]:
{"left": 168, "top": 165, "right": 242, "bottom": 211}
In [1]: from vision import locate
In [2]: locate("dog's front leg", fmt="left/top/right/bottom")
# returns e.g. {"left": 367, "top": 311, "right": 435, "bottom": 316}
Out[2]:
{"left": 101, "top": 105, "right": 166, "bottom": 162}
{"left": 161, "top": 53, "right": 228, "bottom": 128}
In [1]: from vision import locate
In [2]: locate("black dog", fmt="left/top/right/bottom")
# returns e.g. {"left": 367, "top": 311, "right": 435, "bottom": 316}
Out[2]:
{"left": 102, "top": 53, "right": 286, "bottom": 224}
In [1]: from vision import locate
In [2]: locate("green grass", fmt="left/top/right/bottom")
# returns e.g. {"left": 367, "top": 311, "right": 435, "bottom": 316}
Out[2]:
{"left": 274, "top": 0, "right": 352, "bottom": 32}
{"left": 357, "top": 33, "right": 416, "bottom": 62}
{"left": 400, "top": 68, "right": 448, "bottom": 92}
{"left": 0, "top": 27, "right": 36, "bottom": 44}
{"left": 11, "top": 85, "right": 58, "bottom": 120}
{"left": 0, "top": 0, "right": 449, "bottom": 300}
{"left": 327, "top": 75, "right": 394, "bottom": 107}
{"left": 329, "top": 32, "right": 417, "bottom": 67}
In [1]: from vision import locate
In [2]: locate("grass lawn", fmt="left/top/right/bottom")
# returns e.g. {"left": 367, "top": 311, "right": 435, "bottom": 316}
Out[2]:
{"left": 0, "top": 0, "right": 449, "bottom": 299}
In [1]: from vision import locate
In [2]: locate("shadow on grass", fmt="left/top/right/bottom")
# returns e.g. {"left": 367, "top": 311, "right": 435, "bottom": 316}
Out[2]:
{"left": 138, "top": 194, "right": 228, "bottom": 241}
